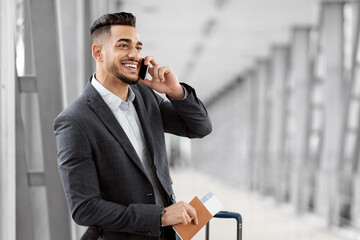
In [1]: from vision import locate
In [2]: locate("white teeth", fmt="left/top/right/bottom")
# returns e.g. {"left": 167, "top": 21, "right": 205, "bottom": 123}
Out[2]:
{"left": 124, "top": 64, "right": 137, "bottom": 68}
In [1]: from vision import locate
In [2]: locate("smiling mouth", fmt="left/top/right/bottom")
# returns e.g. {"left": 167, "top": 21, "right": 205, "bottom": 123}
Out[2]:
{"left": 121, "top": 62, "right": 139, "bottom": 73}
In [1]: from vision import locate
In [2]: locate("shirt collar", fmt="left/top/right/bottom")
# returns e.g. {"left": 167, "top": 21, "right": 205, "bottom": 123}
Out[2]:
{"left": 91, "top": 74, "right": 135, "bottom": 112}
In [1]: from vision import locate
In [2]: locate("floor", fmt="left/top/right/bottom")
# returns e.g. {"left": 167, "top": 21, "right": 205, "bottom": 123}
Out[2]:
{"left": 170, "top": 168, "right": 358, "bottom": 240}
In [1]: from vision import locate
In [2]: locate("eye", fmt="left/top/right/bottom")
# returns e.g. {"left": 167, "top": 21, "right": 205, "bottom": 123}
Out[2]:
{"left": 136, "top": 47, "right": 142, "bottom": 51}
{"left": 118, "top": 43, "right": 128, "bottom": 48}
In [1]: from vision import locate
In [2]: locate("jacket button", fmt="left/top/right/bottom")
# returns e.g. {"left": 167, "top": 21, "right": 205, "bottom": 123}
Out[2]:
{"left": 171, "top": 194, "right": 175, "bottom": 200}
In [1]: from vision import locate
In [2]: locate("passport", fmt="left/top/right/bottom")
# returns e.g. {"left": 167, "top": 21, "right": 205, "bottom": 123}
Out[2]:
{"left": 173, "top": 193, "right": 223, "bottom": 240}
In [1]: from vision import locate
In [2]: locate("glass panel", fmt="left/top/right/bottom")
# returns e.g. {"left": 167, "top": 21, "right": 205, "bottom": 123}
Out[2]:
{"left": 357, "top": 39, "right": 360, "bottom": 63}
{"left": 348, "top": 100, "right": 359, "bottom": 129}
{"left": 354, "top": 65, "right": 360, "bottom": 95}
{"left": 357, "top": 12, "right": 360, "bottom": 64}
{"left": 315, "top": 52, "right": 326, "bottom": 81}
{"left": 312, "top": 109, "right": 324, "bottom": 131}
{"left": 309, "top": 28, "right": 319, "bottom": 63}
{"left": 344, "top": 132, "right": 356, "bottom": 160}
{"left": 309, "top": 133, "right": 320, "bottom": 154}
{"left": 15, "top": 0, "right": 25, "bottom": 75}
{"left": 312, "top": 83, "right": 324, "bottom": 104}
{"left": 343, "top": 3, "right": 354, "bottom": 75}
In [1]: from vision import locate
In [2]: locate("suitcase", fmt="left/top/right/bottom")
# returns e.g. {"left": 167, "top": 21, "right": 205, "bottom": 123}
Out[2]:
{"left": 205, "top": 211, "right": 242, "bottom": 240}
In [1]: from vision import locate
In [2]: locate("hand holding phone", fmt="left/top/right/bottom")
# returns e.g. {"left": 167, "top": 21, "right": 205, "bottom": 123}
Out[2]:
{"left": 138, "top": 56, "right": 184, "bottom": 100}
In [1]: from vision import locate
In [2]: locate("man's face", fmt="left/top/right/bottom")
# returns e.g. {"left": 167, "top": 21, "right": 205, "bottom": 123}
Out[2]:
{"left": 102, "top": 25, "right": 143, "bottom": 85}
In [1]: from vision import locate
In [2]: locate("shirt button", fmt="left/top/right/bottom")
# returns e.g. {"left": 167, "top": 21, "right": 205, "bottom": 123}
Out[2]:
{"left": 171, "top": 194, "right": 176, "bottom": 200}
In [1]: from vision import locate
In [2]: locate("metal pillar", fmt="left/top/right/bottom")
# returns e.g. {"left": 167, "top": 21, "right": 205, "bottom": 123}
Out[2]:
{"left": 338, "top": 0, "right": 360, "bottom": 227}
{"left": 77, "top": 0, "right": 94, "bottom": 91}
{"left": 251, "top": 68, "right": 262, "bottom": 192}
{"left": 246, "top": 70, "right": 258, "bottom": 190}
{"left": 16, "top": 1, "right": 38, "bottom": 239}
{"left": 16, "top": 76, "right": 36, "bottom": 240}
{"left": 268, "top": 45, "right": 290, "bottom": 202}
{"left": 316, "top": 1, "right": 346, "bottom": 226}
{"left": 254, "top": 59, "right": 272, "bottom": 194}
{"left": 27, "top": 0, "right": 71, "bottom": 239}
{"left": 0, "top": 0, "right": 16, "bottom": 239}
{"left": 351, "top": 0, "right": 360, "bottom": 229}
{"left": 288, "top": 27, "right": 313, "bottom": 212}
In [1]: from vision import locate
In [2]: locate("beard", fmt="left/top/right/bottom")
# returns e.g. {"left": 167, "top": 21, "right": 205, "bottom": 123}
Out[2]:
{"left": 108, "top": 62, "right": 139, "bottom": 85}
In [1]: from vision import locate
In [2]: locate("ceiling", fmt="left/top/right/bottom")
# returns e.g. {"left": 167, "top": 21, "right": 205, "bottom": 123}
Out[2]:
{"left": 121, "top": 0, "right": 322, "bottom": 102}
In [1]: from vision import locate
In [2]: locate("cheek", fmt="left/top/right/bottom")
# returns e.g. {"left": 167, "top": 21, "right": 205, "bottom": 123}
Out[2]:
{"left": 103, "top": 54, "right": 116, "bottom": 67}
{"left": 107, "top": 52, "right": 122, "bottom": 65}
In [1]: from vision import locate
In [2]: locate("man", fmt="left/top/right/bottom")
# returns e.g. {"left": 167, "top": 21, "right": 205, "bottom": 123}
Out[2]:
{"left": 54, "top": 12, "right": 212, "bottom": 240}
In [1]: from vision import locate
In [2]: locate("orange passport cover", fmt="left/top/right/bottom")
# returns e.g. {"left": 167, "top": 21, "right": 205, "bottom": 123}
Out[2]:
{"left": 173, "top": 196, "right": 213, "bottom": 240}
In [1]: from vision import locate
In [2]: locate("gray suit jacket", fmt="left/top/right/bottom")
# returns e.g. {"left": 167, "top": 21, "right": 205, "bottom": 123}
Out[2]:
{"left": 54, "top": 79, "right": 212, "bottom": 240}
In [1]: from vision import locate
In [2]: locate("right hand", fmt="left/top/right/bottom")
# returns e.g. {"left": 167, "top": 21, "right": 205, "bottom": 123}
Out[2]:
{"left": 161, "top": 201, "right": 198, "bottom": 226}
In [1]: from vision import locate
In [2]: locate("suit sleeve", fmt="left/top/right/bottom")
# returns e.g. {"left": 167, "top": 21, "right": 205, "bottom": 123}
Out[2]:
{"left": 159, "top": 83, "right": 212, "bottom": 138}
{"left": 54, "top": 115, "right": 163, "bottom": 237}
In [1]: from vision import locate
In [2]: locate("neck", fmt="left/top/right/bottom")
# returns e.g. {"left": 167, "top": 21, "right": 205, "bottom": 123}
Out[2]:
{"left": 95, "top": 70, "right": 129, "bottom": 101}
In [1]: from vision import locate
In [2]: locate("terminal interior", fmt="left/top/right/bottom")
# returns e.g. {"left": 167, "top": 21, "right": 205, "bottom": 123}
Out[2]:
{"left": 1, "top": 0, "right": 360, "bottom": 239}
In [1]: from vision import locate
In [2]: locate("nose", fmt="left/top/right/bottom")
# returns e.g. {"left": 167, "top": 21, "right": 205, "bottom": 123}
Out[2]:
{"left": 128, "top": 46, "right": 141, "bottom": 60}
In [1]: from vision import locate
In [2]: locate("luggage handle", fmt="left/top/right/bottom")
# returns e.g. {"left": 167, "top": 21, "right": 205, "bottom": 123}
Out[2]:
{"left": 205, "top": 211, "right": 242, "bottom": 240}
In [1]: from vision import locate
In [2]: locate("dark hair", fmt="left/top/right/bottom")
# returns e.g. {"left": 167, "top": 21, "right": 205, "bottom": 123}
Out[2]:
{"left": 90, "top": 12, "right": 136, "bottom": 42}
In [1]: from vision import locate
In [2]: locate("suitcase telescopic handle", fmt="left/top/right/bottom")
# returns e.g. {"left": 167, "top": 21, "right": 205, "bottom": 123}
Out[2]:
{"left": 205, "top": 211, "right": 242, "bottom": 240}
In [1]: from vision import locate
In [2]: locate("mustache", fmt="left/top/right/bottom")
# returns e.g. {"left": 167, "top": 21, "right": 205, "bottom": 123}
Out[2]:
{"left": 120, "top": 59, "right": 140, "bottom": 63}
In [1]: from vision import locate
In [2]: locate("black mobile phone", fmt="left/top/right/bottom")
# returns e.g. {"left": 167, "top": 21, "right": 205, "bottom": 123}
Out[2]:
{"left": 138, "top": 58, "right": 148, "bottom": 80}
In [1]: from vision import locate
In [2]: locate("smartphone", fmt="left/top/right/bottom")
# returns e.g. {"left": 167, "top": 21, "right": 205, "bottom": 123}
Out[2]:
{"left": 138, "top": 58, "right": 148, "bottom": 80}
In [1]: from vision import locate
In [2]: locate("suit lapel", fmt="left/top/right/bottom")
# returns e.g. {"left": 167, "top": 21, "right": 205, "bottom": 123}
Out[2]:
{"left": 131, "top": 86, "right": 155, "bottom": 163}
{"left": 83, "top": 81, "right": 148, "bottom": 177}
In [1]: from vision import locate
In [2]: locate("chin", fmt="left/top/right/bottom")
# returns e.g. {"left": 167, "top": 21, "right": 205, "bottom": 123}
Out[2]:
{"left": 126, "top": 79, "right": 140, "bottom": 85}
{"left": 117, "top": 73, "right": 139, "bottom": 85}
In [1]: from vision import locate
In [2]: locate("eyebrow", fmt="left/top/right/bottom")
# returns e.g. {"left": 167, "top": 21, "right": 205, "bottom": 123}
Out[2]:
{"left": 116, "top": 38, "right": 143, "bottom": 46}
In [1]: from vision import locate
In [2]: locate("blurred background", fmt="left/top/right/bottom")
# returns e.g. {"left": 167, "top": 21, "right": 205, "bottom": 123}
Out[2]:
{"left": 1, "top": 0, "right": 360, "bottom": 239}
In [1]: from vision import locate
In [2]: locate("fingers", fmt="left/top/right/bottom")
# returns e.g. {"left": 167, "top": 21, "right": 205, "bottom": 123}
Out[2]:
{"left": 184, "top": 203, "right": 198, "bottom": 225}
{"left": 148, "top": 64, "right": 169, "bottom": 83}
{"left": 161, "top": 201, "right": 199, "bottom": 226}
{"left": 144, "top": 56, "right": 157, "bottom": 66}
{"left": 147, "top": 64, "right": 160, "bottom": 82}
{"left": 180, "top": 211, "right": 192, "bottom": 226}
{"left": 140, "top": 56, "right": 181, "bottom": 97}
{"left": 158, "top": 66, "right": 168, "bottom": 82}
{"left": 143, "top": 56, "right": 169, "bottom": 83}
{"left": 174, "top": 202, "right": 193, "bottom": 226}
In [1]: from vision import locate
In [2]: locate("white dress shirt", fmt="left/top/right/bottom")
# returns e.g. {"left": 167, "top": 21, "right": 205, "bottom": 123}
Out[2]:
{"left": 91, "top": 76, "right": 148, "bottom": 165}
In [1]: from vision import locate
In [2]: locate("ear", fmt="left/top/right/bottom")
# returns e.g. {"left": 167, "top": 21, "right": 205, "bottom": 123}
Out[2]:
{"left": 92, "top": 43, "right": 103, "bottom": 62}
